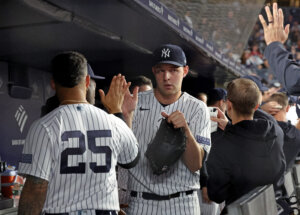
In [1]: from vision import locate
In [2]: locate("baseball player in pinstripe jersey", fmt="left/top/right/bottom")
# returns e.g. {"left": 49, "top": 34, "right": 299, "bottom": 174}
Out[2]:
{"left": 122, "top": 44, "right": 211, "bottom": 215}
{"left": 18, "top": 51, "right": 140, "bottom": 215}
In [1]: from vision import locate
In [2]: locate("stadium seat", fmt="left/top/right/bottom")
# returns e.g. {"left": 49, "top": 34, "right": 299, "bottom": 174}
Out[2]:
{"left": 292, "top": 165, "right": 300, "bottom": 204}
{"left": 227, "top": 184, "right": 278, "bottom": 215}
{"left": 284, "top": 170, "right": 298, "bottom": 207}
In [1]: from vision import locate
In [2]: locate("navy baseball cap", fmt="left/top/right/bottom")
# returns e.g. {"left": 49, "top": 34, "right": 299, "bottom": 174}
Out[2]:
{"left": 153, "top": 44, "right": 187, "bottom": 67}
{"left": 207, "top": 88, "right": 227, "bottom": 102}
{"left": 87, "top": 63, "right": 105, "bottom": 80}
{"left": 242, "top": 75, "right": 268, "bottom": 92}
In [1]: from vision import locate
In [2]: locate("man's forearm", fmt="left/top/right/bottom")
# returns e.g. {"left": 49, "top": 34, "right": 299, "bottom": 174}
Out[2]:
{"left": 123, "top": 112, "right": 134, "bottom": 128}
{"left": 18, "top": 175, "right": 48, "bottom": 215}
{"left": 182, "top": 128, "right": 204, "bottom": 172}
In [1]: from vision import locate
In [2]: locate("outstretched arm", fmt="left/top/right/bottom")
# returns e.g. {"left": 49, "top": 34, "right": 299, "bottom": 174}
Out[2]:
{"left": 18, "top": 175, "right": 48, "bottom": 215}
{"left": 259, "top": 3, "right": 300, "bottom": 95}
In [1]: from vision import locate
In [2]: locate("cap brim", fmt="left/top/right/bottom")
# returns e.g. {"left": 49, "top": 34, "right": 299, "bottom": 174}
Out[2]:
{"left": 91, "top": 75, "right": 105, "bottom": 80}
{"left": 155, "top": 60, "right": 185, "bottom": 67}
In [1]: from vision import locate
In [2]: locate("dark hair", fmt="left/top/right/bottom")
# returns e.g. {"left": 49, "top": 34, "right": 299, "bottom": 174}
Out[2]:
{"left": 129, "top": 75, "right": 153, "bottom": 92}
{"left": 51, "top": 51, "right": 87, "bottom": 88}
{"left": 267, "top": 92, "right": 288, "bottom": 109}
{"left": 227, "top": 78, "right": 261, "bottom": 116}
{"left": 207, "top": 88, "right": 226, "bottom": 106}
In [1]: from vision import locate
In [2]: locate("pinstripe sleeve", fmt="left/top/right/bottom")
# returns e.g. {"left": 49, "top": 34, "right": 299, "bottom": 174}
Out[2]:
{"left": 189, "top": 104, "right": 211, "bottom": 152}
{"left": 18, "top": 120, "right": 53, "bottom": 181}
{"left": 112, "top": 117, "right": 139, "bottom": 165}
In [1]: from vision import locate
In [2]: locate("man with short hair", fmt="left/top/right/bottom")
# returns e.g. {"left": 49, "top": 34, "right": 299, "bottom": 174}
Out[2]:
{"left": 40, "top": 63, "right": 104, "bottom": 116}
{"left": 243, "top": 75, "right": 270, "bottom": 102}
{"left": 264, "top": 92, "right": 300, "bottom": 170}
{"left": 207, "top": 78, "right": 285, "bottom": 214}
{"left": 129, "top": 75, "right": 153, "bottom": 93}
{"left": 18, "top": 51, "right": 140, "bottom": 215}
{"left": 207, "top": 88, "right": 227, "bottom": 112}
{"left": 198, "top": 87, "right": 227, "bottom": 215}
{"left": 122, "top": 44, "right": 211, "bottom": 214}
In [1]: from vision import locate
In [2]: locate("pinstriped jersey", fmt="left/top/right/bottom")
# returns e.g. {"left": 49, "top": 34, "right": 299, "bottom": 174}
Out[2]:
{"left": 128, "top": 90, "right": 211, "bottom": 195}
{"left": 19, "top": 104, "right": 139, "bottom": 213}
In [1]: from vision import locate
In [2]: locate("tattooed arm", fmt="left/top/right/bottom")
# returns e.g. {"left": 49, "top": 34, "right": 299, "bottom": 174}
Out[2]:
{"left": 18, "top": 175, "right": 48, "bottom": 215}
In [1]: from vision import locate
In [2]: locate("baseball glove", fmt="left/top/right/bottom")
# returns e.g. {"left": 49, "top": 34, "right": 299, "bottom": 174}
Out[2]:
{"left": 145, "top": 118, "right": 186, "bottom": 175}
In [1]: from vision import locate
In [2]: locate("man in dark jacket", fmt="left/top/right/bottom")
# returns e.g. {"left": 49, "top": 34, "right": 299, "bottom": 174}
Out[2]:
{"left": 259, "top": 3, "right": 300, "bottom": 95}
{"left": 207, "top": 78, "right": 286, "bottom": 214}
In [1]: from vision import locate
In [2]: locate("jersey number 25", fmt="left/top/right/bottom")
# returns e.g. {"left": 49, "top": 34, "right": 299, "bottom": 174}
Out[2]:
{"left": 60, "top": 130, "right": 112, "bottom": 174}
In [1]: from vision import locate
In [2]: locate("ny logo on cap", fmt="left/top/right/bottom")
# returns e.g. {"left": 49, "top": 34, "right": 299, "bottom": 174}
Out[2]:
{"left": 161, "top": 48, "right": 170, "bottom": 58}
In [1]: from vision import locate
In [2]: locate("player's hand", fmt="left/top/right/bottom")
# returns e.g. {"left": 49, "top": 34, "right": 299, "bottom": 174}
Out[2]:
{"left": 260, "top": 101, "right": 282, "bottom": 115}
{"left": 201, "top": 187, "right": 212, "bottom": 204}
{"left": 210, "top": 107, "right": 228, "bottom": 130}
{"left": 99, "top": 74, "right": 130, "bottom": 114}
{"left": 259, "top": 3, "right": 290, "bottom": 45}
{"left": 161, "top": 111, "right": 188, "bottom": 131}
{"left": 122, "top": 86, "right": 139, "bottom": 116}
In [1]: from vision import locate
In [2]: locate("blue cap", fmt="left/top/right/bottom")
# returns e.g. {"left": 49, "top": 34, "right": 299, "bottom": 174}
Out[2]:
{"left": 87, "top": 63, "right": 105, "bottom": 80}
{"left": 153, "top": 44, "right": 187, "bottom": 67}
{"left": 242, "top": 75, "right": 268, "bottom": 92}
{"left": 207, "top": 88, "right": 227, "bottom": 102}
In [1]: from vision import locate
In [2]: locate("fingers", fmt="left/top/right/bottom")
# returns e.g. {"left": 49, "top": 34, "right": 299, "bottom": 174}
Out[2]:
{"left": 285, "top": 24, "right": 290, "bottom": 36}
{"left": 161, "top": 112, "right": 169, "bottom": 118}
{"left": 216, "top": 107, "right": 225, "bottom": 119}
{"left": 259, "top": 14, "right": 268, "bottom": 30}
{"left": 265, "top": 5, "right": 273, "bottom": 24}
{"left": 109, "top": 75, "right": 117, "bottom": 92}
{"left": 132, "top": 86, "right": 139, "bottom": 99}
{"left": 273, "top": 3, "right": 278, "bottom": 27}
{"left": 115, "top": 74, "right": 122, "bottom": 93}
{"left": 278, "top": 8, "right": 284, "bottom": 28}
{"left": 98, "top": 89, "right": 105, "bottom": 102}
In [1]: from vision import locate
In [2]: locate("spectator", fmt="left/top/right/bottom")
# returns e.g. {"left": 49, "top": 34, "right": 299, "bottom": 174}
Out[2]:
{"left": 264, "top": 92, "right": 300, "bottom": 170}
{"left": 243, "top": 75, "right": 271, "bottom": 102}
{"left": 129, "top": 75, "right": 153, "bottom": 93}
{"left": 198, "top": 88, "right": 227, "bottom": 215}
{"left": 207, "top": 78, "right": 285, "bottom": 214}
{"left": 207, "top": 88, "right": 227, "bottom": 112}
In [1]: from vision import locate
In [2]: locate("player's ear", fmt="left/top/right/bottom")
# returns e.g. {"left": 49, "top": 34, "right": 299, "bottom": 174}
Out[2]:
{"left": 85, "top": 75, "right": 90, "bottom": 88}
{"left": 286, "top": 105, "right": 290, "bottom": 113}
{"left": 183, "top": 65, "right": 189, "bottom": 77}
{"left": 50, "top": 79, "right": 55, "bottom": 90}
{"left": 152, "top": 66, "right": 156, "bottom": 75}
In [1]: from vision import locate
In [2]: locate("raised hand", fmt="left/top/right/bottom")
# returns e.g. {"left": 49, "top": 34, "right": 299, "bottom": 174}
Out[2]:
{"left": 161, "top": 111, "right": 188, "bottom": 130}
{"left": 99, "top": 74, "right": 130, "bottom": 114}
{"left": 210, "top": 107, "right": 229, "bottom": 130}
{"left": 260, "top": 101, "right": 282, "bottom": 116}
{"left": 259, "top": 3, "right": 290, "bottom": 45}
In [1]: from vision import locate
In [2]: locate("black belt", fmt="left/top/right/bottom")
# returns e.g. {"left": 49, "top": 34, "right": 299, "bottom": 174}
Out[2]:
{"left": 130, "top": 190, "right": 194, "bottom": 201}
{"left": 45, "top": 210, "right": 117, "bottom": 215}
